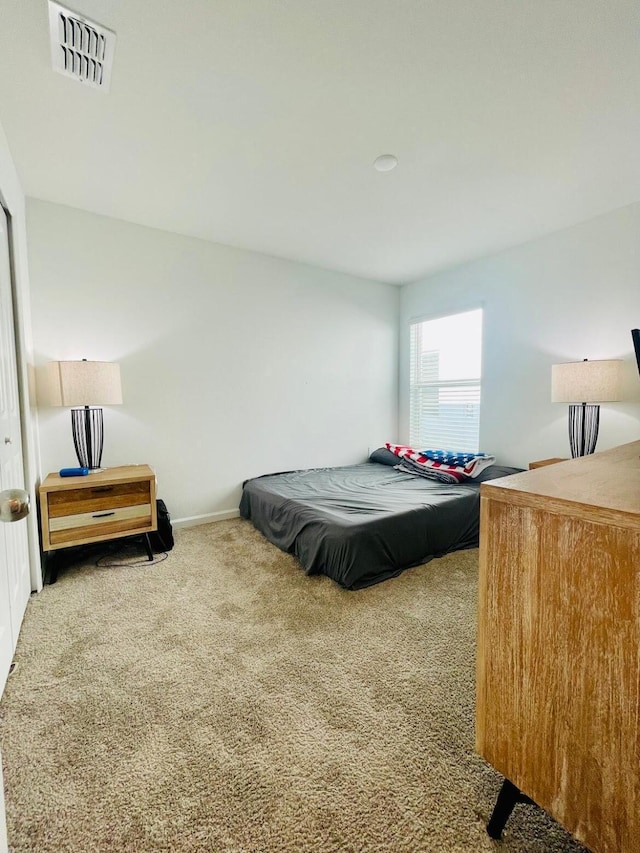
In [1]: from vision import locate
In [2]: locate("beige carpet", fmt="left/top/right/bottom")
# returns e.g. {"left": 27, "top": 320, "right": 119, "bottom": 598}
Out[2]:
{"left": 0, "top": 520, "right": 587, "bottom": 852}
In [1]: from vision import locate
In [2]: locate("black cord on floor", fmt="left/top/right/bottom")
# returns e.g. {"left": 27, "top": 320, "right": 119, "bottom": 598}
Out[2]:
{"left": 94, "top": 538, "right": 169, "bottom": 568}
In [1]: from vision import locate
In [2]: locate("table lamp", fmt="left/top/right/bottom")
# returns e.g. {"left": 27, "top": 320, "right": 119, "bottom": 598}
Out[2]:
{"left": 47, "top": 359, "right": 122, "bottom": 470}
{"left": 551, "top": 358, "right": 622, "bottom": 457}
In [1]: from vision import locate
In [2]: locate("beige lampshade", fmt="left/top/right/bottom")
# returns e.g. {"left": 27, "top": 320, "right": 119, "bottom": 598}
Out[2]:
{"left": 47, "top": 360, "right": 123, "bottom": 407}
{"left": 551, "top": 359, "right": 623, "bottom": 404}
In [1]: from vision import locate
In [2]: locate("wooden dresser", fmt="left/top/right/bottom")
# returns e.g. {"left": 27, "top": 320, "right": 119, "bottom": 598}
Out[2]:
{"left": 476, "top": 441, "right": 640, "bottom": 853}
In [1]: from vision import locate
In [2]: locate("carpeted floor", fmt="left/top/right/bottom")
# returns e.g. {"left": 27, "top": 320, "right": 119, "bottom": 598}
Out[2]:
{"left": 0, "top": 520, "right": 587, "bottom": 852}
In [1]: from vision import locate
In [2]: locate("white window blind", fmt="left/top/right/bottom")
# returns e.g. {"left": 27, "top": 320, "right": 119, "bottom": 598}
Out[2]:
{"left": 409, "top": 308, "right": 483, "bottom": 453}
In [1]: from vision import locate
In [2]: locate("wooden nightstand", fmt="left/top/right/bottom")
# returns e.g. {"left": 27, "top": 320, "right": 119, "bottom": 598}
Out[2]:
{"left": 39, "top": 465, "right": 157, "bottom": 581}
{"left": 528, "top": 457, "right": 568, "bottom": 470}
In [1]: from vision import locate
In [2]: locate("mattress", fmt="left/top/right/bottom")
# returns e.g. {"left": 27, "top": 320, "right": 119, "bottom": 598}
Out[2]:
{"left": 239, "top": 460, "right": 520, "bottom": 589}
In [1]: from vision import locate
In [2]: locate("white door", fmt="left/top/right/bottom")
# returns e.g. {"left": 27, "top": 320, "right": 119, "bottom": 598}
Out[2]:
{"left": 0, "top": 204, "right": 30, "bottom": 698}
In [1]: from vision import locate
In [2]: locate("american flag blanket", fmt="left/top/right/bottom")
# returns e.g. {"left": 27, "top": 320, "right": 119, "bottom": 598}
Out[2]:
{"left": 385, "top": 443, "right": 496, "bottom": 484}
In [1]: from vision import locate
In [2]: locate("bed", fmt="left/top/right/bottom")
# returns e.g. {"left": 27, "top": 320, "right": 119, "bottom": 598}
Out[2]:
{"left": 239, "top": 448, "right": 521, "bottom": 589}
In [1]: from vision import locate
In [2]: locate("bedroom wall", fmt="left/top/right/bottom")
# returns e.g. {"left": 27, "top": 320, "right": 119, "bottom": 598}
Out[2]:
{"left": 400, "top": 202, "right": 640, "bottom": 468}
{"left": 27, "top": 199, "right": 399, "bottom": 523}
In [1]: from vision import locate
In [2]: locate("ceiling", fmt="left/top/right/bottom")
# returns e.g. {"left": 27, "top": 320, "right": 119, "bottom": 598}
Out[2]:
{"left": 0, "top": 0, "right": 638, "bottom": 284}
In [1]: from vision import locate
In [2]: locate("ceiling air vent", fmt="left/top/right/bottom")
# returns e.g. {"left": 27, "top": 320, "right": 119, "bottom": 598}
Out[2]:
{"left": 48, "top": 1, "right": 116, "bottom": 92}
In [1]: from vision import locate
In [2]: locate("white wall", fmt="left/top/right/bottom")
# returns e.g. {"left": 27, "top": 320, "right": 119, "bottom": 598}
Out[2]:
{"left": 400, "top": 203, "right": 640, "bottom": 468}
{"left": 27, "top": 200, "right": 399, "bottom": 522}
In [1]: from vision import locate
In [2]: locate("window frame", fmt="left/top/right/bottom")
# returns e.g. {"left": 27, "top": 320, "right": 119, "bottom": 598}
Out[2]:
{"left": 408, "top": 306, "right": 484, "bottom": 453}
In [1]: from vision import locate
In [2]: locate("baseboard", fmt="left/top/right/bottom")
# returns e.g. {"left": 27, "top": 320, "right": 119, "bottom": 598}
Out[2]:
{"left": 172, "top": 509, "right": 240, "bottom": 529}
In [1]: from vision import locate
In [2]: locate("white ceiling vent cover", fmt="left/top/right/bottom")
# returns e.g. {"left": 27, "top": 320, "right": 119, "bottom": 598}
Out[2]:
{"left": 48, "top": 1, "right": 116, "bottom": 91}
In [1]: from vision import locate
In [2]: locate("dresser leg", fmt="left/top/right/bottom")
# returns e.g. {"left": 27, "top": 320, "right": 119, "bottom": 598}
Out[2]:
{"left": 486, "top": 779, "right": 534, "bottom": 839}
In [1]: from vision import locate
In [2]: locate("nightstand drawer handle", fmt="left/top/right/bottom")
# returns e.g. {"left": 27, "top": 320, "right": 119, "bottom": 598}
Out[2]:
{"left": 91, "top": 486, "right": 114, "bottom": 493}
{"left": 92, "top": 511, "right": 115, "bottom": 518}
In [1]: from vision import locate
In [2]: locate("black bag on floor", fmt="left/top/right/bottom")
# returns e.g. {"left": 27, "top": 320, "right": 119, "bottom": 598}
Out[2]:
{"left": 149, "top": 499, "right": 174, "bottom": 552}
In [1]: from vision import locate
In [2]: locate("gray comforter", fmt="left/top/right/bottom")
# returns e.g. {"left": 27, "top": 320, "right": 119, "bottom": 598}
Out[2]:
{"left": 239, "top": 460, "right": 520, "bottom": 589}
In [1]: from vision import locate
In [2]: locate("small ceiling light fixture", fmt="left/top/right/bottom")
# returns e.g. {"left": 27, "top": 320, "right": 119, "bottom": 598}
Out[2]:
{"left": 374, "top": 154, "right": 398, "bottom": 172}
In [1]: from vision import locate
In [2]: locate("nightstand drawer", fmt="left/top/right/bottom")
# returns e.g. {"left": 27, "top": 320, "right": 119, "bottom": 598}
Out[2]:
{"left": 47, "top": 480, "right": 151, "bottom": 517}
{"left": 48, "top": 503, "right": 153, "bottom": 546}
{"left": 49, "top": 503, "right": 152, "bottom": 532}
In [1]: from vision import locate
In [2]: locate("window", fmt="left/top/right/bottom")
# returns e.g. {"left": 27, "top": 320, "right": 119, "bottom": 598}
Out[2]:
{"left": 409, "top": 308, "right": 483, "bottom": 452}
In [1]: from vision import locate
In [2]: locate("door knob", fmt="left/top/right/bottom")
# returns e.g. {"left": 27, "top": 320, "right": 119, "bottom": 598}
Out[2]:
{"left": 0, "top": 489, "right": 30, "bottom": 522}
{"left": 4, "top": 436, "right": 11, "bottom": 444}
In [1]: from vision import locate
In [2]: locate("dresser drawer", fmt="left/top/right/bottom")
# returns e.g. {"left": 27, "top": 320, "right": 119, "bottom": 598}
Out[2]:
{"left": 47, "top": 480, "right": 151, "bottom": 517}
